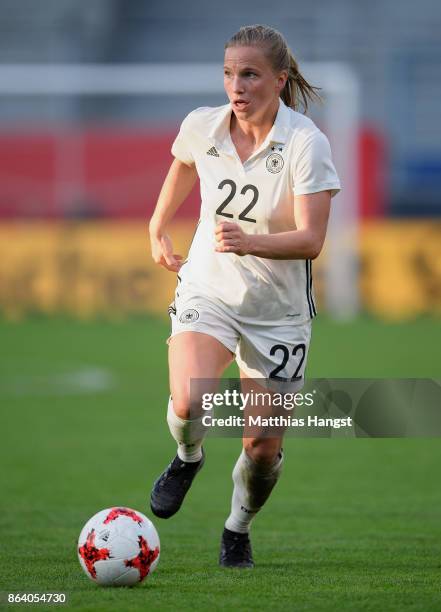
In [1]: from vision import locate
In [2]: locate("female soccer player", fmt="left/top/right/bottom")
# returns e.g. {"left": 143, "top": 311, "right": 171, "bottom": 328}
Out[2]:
{"left": 148, "top": 24, "right": 340, "bottom": 568}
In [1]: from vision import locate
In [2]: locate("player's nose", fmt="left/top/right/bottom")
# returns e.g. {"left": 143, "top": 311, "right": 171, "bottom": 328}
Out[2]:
{"left": 232, "top": 76, "right": 245, "bottom": 93}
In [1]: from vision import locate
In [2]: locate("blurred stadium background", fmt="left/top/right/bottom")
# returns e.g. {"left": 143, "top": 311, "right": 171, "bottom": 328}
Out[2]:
{"left": 0, "top": 0, "right": 440, "bottom": 321}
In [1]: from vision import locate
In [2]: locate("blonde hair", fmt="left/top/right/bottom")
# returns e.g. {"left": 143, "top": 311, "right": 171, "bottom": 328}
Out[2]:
{"left": 225, "top": 24, "right": 321, "bottom": 113}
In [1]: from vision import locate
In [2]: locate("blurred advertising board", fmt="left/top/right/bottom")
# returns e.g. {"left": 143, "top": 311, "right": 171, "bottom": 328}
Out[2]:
{"left": 0, "top": 220, "right": 439, "bottom": 319}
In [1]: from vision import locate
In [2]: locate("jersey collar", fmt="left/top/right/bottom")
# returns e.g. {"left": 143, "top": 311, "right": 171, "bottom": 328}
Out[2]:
{"left": 271, "top": 99, "right": 292, "bottom": 144}
{"left": 208, "top": 99, "right": 291, "bottom": 156}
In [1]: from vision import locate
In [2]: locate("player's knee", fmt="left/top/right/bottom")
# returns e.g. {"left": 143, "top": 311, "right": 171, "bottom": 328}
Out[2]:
{"left": 243, "top": 438, "right": 281, "bottom": 467}
{"left": 170, "top": 394, "right": 191, "bottom": 419}
{"left": 169, "top": 393, "right": 204, "bottom": 420}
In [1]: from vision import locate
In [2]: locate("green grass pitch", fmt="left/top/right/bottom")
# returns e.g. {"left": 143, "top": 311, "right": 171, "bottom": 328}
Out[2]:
{"left": 1, "top": 315, "right": 441, "bottom": 611}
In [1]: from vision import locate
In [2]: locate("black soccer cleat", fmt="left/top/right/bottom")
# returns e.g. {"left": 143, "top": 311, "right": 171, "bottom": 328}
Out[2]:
{"left": 219, "top": 527, "right": 254, "bottom": 568}
{"left": 150, "top": 449, "right": 205, "bottom": 519}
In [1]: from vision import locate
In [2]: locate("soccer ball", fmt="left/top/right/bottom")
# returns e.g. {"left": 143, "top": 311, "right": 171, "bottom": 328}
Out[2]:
{"left": 77, "top": 507, "right": 160, "bottom": 586}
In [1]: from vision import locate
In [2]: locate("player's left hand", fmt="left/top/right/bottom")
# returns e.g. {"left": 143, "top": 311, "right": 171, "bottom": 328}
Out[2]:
{"left": 214, "top": 222, "right": 251, "bottom": 256}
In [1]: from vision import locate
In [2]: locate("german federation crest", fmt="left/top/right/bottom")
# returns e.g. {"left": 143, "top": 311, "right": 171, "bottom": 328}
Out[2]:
{"left": 266, "top": 152, "right": 284, "bottom": 174}
{"left": 179, "top": 309, "right": 200, "bottom": 324}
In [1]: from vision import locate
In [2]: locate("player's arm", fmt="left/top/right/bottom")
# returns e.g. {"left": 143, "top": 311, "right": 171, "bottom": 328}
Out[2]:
{"left": 149, "top": 158, "right": 198, "bottom": 271}
{"left": 215, "top": 190, "right": 331, "bottom": 260}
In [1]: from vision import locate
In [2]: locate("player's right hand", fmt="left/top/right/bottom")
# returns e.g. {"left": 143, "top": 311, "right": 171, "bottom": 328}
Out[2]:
{"left": 150, "top": 232, "right": 183, "bottom": 272}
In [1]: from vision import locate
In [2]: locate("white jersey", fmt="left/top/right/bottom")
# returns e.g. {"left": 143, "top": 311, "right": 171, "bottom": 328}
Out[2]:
{"left": 171, "top": 100, "right": 340, "bottom": 325}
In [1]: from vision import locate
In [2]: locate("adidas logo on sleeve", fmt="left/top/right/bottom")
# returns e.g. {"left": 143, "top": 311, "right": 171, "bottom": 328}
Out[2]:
{"left": 206, "top": 146, "right": 219, "bottom": 157}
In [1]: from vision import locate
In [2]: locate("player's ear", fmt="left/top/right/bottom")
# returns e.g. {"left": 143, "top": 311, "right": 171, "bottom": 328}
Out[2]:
{"left": 276, "top": 70, "right": 288, "bottom": 93}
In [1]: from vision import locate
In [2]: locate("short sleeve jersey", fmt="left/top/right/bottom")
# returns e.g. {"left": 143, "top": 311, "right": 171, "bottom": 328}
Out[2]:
{"left": 171, "top": 99, "right": 341, "bottom": 325}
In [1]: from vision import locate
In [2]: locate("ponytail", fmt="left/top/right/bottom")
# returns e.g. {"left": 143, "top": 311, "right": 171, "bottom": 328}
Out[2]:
{"left": 281, "top": 51, "right": 321, "bottom": 112}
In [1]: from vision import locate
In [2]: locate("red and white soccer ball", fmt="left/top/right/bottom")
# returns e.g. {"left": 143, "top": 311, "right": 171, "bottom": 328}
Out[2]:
{"left": 77, "top": 507, "right": 160, "bottom": 586}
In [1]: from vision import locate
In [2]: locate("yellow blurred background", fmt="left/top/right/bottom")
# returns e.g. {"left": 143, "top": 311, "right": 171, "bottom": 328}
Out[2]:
{"left": 1, "top": 219, "right": 439, "bottom": 320}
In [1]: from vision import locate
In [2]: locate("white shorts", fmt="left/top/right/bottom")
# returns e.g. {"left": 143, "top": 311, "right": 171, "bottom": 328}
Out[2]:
{"left": 168, "top": 294, "right": 312, "bottom": 391}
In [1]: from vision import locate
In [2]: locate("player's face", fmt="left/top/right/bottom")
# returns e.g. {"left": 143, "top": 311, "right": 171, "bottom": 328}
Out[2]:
{"left": 224, "top": 46, "right": 286, "bottom": 122}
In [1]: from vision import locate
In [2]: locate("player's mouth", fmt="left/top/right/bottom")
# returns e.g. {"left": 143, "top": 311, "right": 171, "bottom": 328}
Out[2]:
{"left": 233, "top": 99, "right": 250, "bottom": 111}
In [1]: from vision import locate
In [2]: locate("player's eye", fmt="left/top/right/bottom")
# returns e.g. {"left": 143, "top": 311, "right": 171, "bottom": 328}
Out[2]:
{"left": 244, "top": 71, "right": 257, "bottom": 77}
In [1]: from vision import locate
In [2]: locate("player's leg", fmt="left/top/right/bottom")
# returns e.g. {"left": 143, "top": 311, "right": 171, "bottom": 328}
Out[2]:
{"left": 220, "top": 376, "right": 284, "bottom": 568}
{"left": 151, "top": 330, "right": 234, "bottom": 519}
{"left": 220, "top": 320, "right": 311, "bottom": 567}
{"left": 168, "top": 330, "right": 234, "bottom": 459}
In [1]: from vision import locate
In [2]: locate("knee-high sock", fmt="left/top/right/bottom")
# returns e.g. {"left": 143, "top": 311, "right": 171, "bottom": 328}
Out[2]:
{"left": 166, "top": 397, "right": 206, "bottom": 462}
{"left": 225, "top": 448, "right": 284, "bottom": 533}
